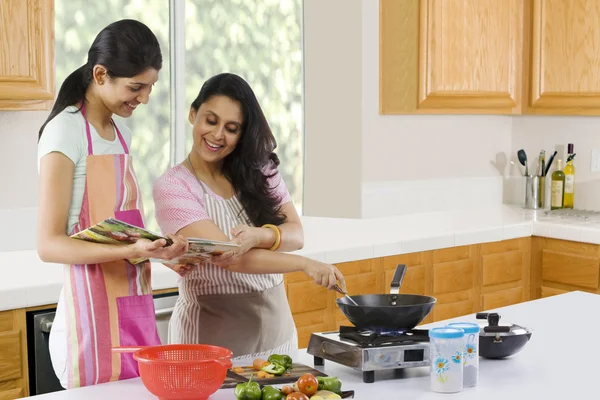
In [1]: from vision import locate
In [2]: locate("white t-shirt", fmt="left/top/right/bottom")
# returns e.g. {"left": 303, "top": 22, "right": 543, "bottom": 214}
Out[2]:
{"left": 37, "top": 105, "right": 133, "bottom": 234}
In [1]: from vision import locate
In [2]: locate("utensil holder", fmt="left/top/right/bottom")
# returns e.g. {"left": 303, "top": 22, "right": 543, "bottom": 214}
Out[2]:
{"left": 523, "top": 175, "right": 544, "bottom": 209}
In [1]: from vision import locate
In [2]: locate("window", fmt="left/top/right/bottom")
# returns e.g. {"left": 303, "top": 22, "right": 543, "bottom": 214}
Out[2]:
{"left": 54, "top": 0, "right": 303, "bottom": 232}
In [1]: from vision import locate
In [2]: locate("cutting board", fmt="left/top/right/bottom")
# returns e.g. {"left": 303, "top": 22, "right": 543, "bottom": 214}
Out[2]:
{"left": 220, "top": 362, "right": 328, "bottom": 389}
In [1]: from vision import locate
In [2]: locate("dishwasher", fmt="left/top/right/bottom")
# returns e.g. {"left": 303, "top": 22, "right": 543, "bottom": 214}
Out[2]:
{"left": 26, "top": 291, "right": 179, "bottom": 396}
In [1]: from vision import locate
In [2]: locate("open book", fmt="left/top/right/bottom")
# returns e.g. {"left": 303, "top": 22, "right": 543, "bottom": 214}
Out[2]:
{"left": 70, "top": 218, "right": 240, "bottom": 265}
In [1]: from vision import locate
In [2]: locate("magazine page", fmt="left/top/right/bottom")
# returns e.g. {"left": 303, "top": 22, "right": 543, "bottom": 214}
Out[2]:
{"left": 71, "top": 218, "right": 240, "bottom": 265}
{"left": 71, "top": 218, "right": 170, "bottom": 245}
{"left": 187, "top": 237, "right": 240, "bottom": 256}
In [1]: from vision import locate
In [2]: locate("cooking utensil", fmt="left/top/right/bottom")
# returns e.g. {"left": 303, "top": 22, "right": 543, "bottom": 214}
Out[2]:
{"left": 336, "top": 264, "right": 436, "bottom": 332}
{"left": 517, "top": 149, "right": 528, "bottom": 176}
{"left": 544, "top": 150, "right": 558, "bottom": 176}
{"left": 476, "top": 313, "right": 532, "bottom": 359}
{"left": 112, "top": 344, "right": 232, "bottom": 400}
{"left": 334, "top": 284, "right": 359, "bottom": 306}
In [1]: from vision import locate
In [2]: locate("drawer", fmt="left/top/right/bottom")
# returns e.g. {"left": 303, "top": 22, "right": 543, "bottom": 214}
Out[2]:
{"left": 482, "top": 287, "right": 523, "bottom": 310}
{"left": 541, "top": 286, "right": 570, "bottom": 298}
{"left": 481, "top": 251, "right": 523, "bottom": 286}
{"left": 542, "top": 250, "right": 600, "bottom": 289}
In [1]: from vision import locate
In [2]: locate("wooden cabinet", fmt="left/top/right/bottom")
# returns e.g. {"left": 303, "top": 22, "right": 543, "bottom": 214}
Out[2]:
{"left": 528, "top": 0, "right": 600, "bottom": 115}
{"left": 0, "top": 0, "right": 54, "bottom": 111}
{"left": 0, "top": 310, "right": 28, "bottom": 400}
{"left": 380, "top": 0, "right": 600, "bottom": 116}
{"left": 531, "top": 237, "right": 600, "bottom": 297}
{"left": 380, "top": 0, "right": 526, "bottom": 114}
{"left": 285, "top": 237, "right": 531, "bottom": 348}
{"left": 431, "top": 246, "right": 478, "bottom": 321}
{"left": 480, "top": 238, "right": 530, "bottom": 309}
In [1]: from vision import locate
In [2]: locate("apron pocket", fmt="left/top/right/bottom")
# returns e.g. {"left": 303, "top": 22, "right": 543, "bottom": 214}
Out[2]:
{"left": 115, "top": 209, "right": 144, "bottom": 229}
{"left": 116, "top": 294, "right": 161, "bottom": 380}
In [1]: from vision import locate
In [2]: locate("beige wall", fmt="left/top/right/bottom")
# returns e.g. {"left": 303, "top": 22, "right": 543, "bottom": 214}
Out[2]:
{"left": 301, "top": 0, "right": 363, "bottom": 218}
{"left": 0, "top": 111, "right": 45, "bottom": 208}
{"left": 360, "top": 0, "right": 512, "bottom": 182}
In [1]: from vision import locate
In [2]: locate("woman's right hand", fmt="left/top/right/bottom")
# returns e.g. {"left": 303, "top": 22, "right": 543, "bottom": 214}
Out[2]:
{"left": 129, "top": 233, "right": 189, "bottom": 261}
{"left": 302, "top": 259, "right": 346, "bottom": 291}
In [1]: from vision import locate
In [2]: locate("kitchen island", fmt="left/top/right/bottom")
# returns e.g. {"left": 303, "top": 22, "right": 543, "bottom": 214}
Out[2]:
{"left": 24, "top": 291, "right": 595, "bottom": 399}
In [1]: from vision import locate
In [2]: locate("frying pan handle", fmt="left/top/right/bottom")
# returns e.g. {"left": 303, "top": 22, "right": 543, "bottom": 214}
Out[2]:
{"left": 390, "top": 264, "right": 407, "bottom": 294}
{"left": 111, "top": 346, "right": 145, "bottom": 353}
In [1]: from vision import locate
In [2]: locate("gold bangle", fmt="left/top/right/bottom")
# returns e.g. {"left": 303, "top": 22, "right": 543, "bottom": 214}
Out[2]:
{"left": 262, "top": 224, "right": 281, "bottom": 251}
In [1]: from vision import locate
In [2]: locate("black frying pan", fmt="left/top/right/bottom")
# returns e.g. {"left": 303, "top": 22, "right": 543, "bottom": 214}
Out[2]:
{"left": 336, "top": 264, "right": 436, "bottom": 332}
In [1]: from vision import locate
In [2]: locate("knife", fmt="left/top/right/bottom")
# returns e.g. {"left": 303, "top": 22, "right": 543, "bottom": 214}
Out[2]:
{"left": 544, "top": 151, "right": 558, "bottom": 176}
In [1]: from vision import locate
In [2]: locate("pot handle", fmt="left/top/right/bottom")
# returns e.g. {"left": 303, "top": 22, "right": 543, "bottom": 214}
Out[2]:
{"left": 476, "top": 312, "right": 500, "bottom": 326}
{"left": 478, "top": 313, "right": 512, "bottom": 333}
{"left": 483, "top": 326, "right": 511, "bottom": 333}
{"left": 390, "top": 264, "right": 407, "bottom": 294}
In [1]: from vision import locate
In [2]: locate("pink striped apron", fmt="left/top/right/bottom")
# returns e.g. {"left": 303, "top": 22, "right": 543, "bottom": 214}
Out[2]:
{"left": 51, "top": 105, "right": 161, "bottom": 389}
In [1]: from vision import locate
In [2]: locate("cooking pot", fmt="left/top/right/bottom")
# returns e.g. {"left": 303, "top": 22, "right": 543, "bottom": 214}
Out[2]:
{"left": 476, "top": 312, "right": 532, "bottom": 359}
{"left": 336, "top": 264, "right": 437, "bottom": 332}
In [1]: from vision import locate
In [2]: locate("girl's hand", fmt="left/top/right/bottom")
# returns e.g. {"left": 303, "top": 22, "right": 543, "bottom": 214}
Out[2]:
{"left": 210, "top": 224, "right": 262, "bottom": 266}
{"left": 302, "top": 260, "right": 346, "bottom": 291}
{"left": 130, "top": 233, "right": 189, "bottom": 261}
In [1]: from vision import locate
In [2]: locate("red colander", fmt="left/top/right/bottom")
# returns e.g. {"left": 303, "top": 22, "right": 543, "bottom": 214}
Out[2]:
{"left": 112, "top": 344, "right": 233, "bottom": 400}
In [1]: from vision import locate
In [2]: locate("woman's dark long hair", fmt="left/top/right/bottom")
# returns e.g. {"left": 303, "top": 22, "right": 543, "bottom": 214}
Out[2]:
{"left": 39, "top": 19, "right": 163, "bottom": 139}
{"left": 191, "top": 73, "right": 286, "bottom": 227}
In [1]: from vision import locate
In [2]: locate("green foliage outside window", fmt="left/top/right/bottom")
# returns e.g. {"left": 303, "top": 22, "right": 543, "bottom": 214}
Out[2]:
{"left": 54, "top": 0, "right": 303, "bottom": 232}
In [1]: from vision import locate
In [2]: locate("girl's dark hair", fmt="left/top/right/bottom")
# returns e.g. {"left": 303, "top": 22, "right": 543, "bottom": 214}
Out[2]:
{"left": 191, "top": 73, "right": 286, "bottom": 227}
{"left": 39, "top": 19, "right": 163, "bottom": 138}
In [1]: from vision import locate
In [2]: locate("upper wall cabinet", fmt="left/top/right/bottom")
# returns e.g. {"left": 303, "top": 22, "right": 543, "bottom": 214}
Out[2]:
{"left": 528, "top": 0, "right": 600, "bottom": 115}
{"left": 0, "top": 0, "right": 54, "bottom": 111}
{"left": 380, "top": 0, "right": 600, "bottom": 116}
{"left": 380, "top": 0, "right": 525, "bottom": 115}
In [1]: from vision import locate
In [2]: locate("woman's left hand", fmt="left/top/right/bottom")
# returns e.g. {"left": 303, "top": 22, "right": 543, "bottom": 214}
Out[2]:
{"left": 210, "top": 224, "right": 262, "bottom": 266}
{"left": 162, "top": 262, "right": 200, "bottom": 277}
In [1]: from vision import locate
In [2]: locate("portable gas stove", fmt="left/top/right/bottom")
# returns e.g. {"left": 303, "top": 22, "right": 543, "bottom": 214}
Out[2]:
{"left": 306, "top": 326, "right": 431, "bottom": 383}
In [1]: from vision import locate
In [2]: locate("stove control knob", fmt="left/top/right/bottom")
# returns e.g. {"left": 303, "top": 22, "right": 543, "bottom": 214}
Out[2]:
{"left": 374, "top": 352, "right": 392, "bottom": 365}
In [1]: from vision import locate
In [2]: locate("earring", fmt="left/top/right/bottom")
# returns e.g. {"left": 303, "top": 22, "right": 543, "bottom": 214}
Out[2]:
{"left": 98, "top": 80, "right": 104, "bottom": 85}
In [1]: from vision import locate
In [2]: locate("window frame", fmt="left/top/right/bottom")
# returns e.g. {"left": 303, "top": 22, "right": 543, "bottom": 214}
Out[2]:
{"left": 169, "top": 0, "right": 188, "bottom": 166}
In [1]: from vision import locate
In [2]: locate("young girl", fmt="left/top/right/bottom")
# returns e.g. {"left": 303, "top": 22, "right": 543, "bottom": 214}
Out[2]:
{"left": 37, "top": 19, "right": 189, "bottom": 389}
{"left": 153, "top": 73, "right": 346, "bottom": 359}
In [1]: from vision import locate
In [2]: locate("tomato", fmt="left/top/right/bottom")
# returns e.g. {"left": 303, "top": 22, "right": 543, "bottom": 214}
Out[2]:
{"left": 286, "top": 393, "right": 309, "bottom": 400}
{"left": 297, "top": 373, "right": 318, "bottom": 396}
{"left": 281, "top": 385, "right": 294, "bottom": 395}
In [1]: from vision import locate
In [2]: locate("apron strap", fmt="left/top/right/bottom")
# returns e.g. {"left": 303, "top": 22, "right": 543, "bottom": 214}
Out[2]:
{"left": 113, "top": 123, "right": 129, "bottom": 154}
{"left": 80, "top": 103, "right": 129, "bottom": 155}
{"left": 196, "top": 179, "right": 209, "bottom": 195}
{"left": 80, "top": 104, "right": 94, "bottom": 156}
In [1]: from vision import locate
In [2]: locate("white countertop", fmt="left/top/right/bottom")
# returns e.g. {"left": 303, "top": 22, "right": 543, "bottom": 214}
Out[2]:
{"left": 2, "top": 204, "right": 600, "bottom": 311}
{"left": 24, "top": 291, "right": 598, "bottom": 399}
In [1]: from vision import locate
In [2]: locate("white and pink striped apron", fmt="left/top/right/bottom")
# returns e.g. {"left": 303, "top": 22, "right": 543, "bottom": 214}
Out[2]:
{"left": 168, "top": 180, "right": 298, "bottom": 359}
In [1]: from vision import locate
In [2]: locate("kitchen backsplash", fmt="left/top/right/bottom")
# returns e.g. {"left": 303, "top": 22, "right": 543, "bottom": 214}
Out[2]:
{"left": 362, "top": 177, "right": 503, "bottom": 218}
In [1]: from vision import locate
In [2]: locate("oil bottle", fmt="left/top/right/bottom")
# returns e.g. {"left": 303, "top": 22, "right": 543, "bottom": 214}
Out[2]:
{"left": 551, "top": 159, "right": 565, "bottom": 210}
{"left": 563, "top": 144, "right": 576, "bottom": 209}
